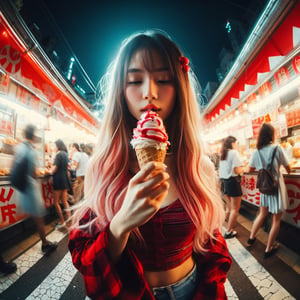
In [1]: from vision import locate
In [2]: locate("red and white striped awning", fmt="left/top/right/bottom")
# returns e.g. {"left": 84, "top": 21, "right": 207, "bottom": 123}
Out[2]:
{"left": 205, "top": 1, "right": 300, "bottom": 123}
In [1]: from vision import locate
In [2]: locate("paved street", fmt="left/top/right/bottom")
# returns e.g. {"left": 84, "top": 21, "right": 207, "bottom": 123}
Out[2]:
{"left": 0, "top": 213, "right": 299, "bottom": 300}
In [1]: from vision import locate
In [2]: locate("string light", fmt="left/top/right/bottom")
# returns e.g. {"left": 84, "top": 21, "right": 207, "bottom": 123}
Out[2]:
{"left": 226, "top": 20, "right": 232, "bottom": 33}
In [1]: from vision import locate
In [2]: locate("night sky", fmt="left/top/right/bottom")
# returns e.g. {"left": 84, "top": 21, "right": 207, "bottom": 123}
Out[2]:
{"left": 21, "top": 0, "right": 268, "bottom": 91}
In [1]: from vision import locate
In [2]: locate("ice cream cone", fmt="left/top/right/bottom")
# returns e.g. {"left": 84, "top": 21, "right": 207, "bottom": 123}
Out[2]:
{"left": 135, "top": 147, "right": 166, "bottom": 169}
{"left": 130, "top": 110, "right": 170, "bottom": 169}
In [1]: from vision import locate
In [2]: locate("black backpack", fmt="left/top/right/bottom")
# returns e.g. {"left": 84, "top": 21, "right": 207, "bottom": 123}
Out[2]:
{"left": 256, "top": 146, "right": 278, "bottom": 195}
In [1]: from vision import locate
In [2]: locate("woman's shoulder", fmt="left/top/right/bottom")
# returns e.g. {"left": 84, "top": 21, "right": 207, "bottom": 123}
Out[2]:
{"left": 73, "top": 151, "right": 81, "bottom": 159}
{"left": 229, "top": 149, "right": 239, "bottom": 156}
{"left": 275, "top": 144, "right": 285, "bottom": 157}
{"left": 55, "top": 151, "right": 62, "bottom": 159}
{"left": 269, "top": 144, "right": 281, "bottom": 154}
{"left": 260, "top": 144, "right": 274, "bottom": 151}
{"left": 57, "top": 151, "right": 68, "bottom": 158}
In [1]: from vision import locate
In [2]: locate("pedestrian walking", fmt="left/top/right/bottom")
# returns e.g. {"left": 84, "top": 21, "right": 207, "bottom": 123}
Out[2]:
{"left": 51, "top": 139, "right": 72, "bottom": 230}
{"left": 247, "top": 123, "right": 291, "bottom": 258}
{"left": 68, "top": 29, "right": 232, "bottom": 299}
{"left": 219, "top": 136, "right": 244, "bottom": 239}
{"left": 10, "top": 124, "right": 57, "bottom": 254}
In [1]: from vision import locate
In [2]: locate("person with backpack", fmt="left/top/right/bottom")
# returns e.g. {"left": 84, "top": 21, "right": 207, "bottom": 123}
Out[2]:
{"left": 219, "top": 136, "right": 244, "bottom": 239}
{"left": 248, "top": 123, "right": 291, "bottom": 258}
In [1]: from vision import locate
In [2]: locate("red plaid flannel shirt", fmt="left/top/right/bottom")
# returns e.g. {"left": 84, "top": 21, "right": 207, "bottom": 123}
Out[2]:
{"left": 68, "top": 210, "right": 232, "bottom": 299}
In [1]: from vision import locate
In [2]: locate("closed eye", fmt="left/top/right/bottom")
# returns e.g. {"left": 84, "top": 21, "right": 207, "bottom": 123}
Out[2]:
{"left": 127, "top": 80, "right": 142, "bottom": 84}
{"left": 157, "top": 79, "right": 172, "bottom": 84}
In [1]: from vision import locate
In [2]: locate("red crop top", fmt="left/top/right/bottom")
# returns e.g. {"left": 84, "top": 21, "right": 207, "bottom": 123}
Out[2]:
{"left": 129, "top": 199, "right": 196, "bottom": 271}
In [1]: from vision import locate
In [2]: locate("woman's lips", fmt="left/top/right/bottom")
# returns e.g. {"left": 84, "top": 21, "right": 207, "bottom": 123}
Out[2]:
{"left": 141, "top": 104, "right": 160, "bottom": 111}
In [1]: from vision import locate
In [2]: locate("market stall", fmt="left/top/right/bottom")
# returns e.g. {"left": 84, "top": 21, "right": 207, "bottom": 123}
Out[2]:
{"left": 0, "top": 11, "right": 99, "bottom": 230}
{"left": 202, "top": 1, "right": 300, "bottom": 229}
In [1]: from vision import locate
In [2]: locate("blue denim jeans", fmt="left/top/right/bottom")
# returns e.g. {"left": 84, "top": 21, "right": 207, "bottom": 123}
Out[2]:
{"left": 151, "top": 264, "right": 198, "bottom": 300}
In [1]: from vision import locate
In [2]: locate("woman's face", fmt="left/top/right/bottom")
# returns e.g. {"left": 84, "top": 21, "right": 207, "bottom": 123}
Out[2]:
{"left": 125, "top": 50, "right": 176, "bottom": 121}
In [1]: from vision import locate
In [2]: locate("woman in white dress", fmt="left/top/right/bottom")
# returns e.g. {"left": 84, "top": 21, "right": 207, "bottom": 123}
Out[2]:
{"left": 248, "top": 123, "right": 291, "bottom": 258}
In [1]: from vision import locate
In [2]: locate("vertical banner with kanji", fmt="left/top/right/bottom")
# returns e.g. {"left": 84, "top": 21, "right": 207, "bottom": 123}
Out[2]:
{"left": 0, "top": 177, "right": 54, "bottom": 230}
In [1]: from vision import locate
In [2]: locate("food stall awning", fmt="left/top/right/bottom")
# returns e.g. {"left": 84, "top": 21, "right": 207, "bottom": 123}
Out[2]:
{"left": 0, "top": 11, "right": 99, "bottom": 133}
{"left": 203, "top": 0, "right": 300, "bottom": 123}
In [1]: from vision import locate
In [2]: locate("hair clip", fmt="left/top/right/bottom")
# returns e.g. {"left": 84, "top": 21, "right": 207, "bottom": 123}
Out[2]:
{"left": 179, "top": 56, "right": 190, "bottom": 73}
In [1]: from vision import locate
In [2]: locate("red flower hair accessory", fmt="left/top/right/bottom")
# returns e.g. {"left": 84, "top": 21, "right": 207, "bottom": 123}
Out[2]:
{"left": 179, "top": 56, "right": 190, "bottom": 73}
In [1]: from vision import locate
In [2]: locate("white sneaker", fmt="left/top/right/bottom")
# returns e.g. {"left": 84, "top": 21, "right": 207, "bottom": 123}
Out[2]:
{"left": 224, "top": 231, "right": 237, "bottom": 239}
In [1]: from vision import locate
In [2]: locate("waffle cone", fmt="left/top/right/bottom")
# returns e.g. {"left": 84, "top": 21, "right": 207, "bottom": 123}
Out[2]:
{"left": 135, "top": 147, "right": 166, "bottom": 169}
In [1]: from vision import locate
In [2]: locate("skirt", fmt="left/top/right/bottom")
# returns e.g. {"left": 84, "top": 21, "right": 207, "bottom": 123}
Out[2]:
{"left": 260, "top": 192, "right": 283, "bottom": 214}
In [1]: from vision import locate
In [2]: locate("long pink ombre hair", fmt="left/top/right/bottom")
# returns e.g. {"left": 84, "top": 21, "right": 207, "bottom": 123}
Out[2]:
{"left": 71, "top": 30, "right": 225, "bottom": 253}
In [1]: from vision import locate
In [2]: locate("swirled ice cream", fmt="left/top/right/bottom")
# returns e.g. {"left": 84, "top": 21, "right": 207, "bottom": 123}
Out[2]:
{"left": 131, "top": 110, "right": 170, "bottom": 168}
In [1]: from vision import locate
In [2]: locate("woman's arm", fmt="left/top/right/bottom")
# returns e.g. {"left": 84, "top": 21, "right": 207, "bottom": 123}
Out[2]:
{"left": 51, "top": 165, "right": 57, "bottom": 174}
{"left": 285, "top": 164, "right": 291, "bottom": 174}
{"left": 233, "top": 166, "right": 243, "bottom": 175}
{"left": 232, "top": 150, "right": 244, "bottom": 175}
{"left": 68, "top": 211, "right": 150, "bottom": 299}
{"left": 107, "top": 162, "right": 169, "bottom": 262}
{"left": 71, "top": 160, "right": 79, "bottom": 170}
{"left": 68, "top": 220, "right": 133, "bottom": 299}
{"left": 278, "top": 146, "right": 292, "bottom": 174}
{"left": 69, "top": 162, "right": 169, "bottom": 298}
{"left": 193, "top": 230, "right": 232, "bottom": 299}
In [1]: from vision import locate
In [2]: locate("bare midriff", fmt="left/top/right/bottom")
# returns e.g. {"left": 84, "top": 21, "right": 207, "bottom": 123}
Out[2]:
{"left": 144, "top": 256, "right": 195, "bottom": 288}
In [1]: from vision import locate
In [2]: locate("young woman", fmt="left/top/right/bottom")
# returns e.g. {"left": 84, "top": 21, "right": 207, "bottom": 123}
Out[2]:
{"left": 248, "top": 123, "right": 291, "bottom": 258}
{"left": 68, "top": 30, "right": 232, "bottom": 299}
{"left": 51, "top": 139, "right": 71, "bottom": 229}
{"left": 219, "top": 136, "right": 244, "bottom": 239}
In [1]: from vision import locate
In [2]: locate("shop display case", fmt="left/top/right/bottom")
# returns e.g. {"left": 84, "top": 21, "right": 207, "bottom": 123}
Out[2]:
{"left": 0, "top": 103, "right": 46, "bottom": 176}
{"left": 203, "top": 51, "right": 300, "bottom": 230}
{"left": 0, "top": 11, "right": 99, "bottom": 234}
